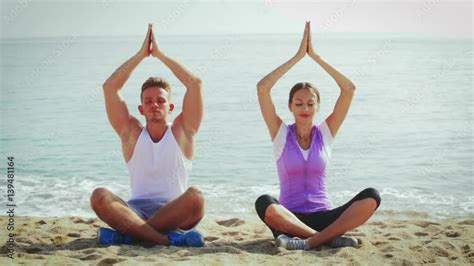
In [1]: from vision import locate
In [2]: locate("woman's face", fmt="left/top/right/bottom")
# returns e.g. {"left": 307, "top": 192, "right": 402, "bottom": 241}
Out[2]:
{"left": 289, "top": 88, "right": 319, "bottom": 123}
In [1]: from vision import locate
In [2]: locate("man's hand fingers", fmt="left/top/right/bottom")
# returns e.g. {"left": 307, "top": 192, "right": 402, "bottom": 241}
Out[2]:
{"left": 148, "top": 24, "right": 153, "bottom": 53}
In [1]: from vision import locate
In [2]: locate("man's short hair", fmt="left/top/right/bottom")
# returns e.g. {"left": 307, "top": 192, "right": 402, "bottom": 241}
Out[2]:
{"left": 140, "top": 77, "right": 171, "bottom": 102}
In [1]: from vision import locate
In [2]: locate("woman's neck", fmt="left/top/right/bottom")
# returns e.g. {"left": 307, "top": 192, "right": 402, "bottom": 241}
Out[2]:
{"left": 295, "top": 121, "right": 313, "bottom": 141}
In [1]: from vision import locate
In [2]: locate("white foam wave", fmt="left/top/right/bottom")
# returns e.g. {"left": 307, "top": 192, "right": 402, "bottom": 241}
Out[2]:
{"left": 6, "top": 176, "right": 473, "bottom": 220}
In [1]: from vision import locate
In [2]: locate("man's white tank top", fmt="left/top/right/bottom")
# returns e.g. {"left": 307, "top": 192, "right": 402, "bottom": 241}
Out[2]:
{"left": 126, "top": 125, "right": 192, "bottom": 200}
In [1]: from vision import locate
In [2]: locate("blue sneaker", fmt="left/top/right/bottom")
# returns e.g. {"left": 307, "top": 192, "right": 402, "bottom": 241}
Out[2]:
{"left": 98, "top": 227, "right": 133, "bottom": 246}
{"left": 168, "top": 229, "right": 204, "bottom": 247}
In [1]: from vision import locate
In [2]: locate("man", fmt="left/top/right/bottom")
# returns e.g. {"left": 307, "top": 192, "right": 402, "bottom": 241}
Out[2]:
{"left": 90, "top": 24, "right": 205, "bottom": 247}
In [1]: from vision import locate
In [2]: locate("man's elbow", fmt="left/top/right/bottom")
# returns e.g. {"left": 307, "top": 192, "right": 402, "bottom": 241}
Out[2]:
{"left": 102, "top": 81, "right": 121, "bottom": 93}
{"left": 189, "top": 78, "right": 202, "bottom": 90}
{"left": 102, "top": 81, "right": 113, "bottom": 91}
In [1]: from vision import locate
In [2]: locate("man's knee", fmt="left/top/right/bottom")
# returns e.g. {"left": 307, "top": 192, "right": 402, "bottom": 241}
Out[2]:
{"left": 90, "top": 187, "right": 111, "bottom": 210}
{"left": 186, "top": 185, "right": 201, "bottom": 194}
{"left": 184, "top": 186, "right": 205, "bottom": 210}
{"left": 185, "top": 186, "right": 203, "bottom": 200}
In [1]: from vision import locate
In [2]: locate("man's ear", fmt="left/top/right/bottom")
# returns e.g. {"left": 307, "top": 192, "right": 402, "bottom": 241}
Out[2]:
{"left": 169, "top": 103, "right": 175, "bottom": 112}
{"left": 138, "top": 105, "right": 144, "bottom": 115}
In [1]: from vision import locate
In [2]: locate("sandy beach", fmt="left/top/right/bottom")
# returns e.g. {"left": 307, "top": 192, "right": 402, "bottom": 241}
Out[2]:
{"left": 1, "top": 215, "right": 473, "bottom": 265}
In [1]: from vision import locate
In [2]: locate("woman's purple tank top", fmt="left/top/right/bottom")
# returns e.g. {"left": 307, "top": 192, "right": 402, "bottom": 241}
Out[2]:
{"left": 277, "top": 123, "right": 331, "bottom": 213}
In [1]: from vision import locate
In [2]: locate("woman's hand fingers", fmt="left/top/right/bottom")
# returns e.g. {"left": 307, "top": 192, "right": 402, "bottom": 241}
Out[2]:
{"left": 302, "top": 21, "right": 308, "bottom": 45}
{"left": 296, "top": 22, "right": 309, "bottom": 59}
{"left": 307, "top": 22, "right": 311, "bottom": 52}
{"left": 307, "top": 21, "right": 317, "bottom": 57}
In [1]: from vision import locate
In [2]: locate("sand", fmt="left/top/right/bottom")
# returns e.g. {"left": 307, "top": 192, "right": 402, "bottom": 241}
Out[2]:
{"left": 1, "top": 215, "right": 473, "bottom": 265}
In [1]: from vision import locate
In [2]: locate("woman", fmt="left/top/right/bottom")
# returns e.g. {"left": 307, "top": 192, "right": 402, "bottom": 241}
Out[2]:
{"left": 255, "top": 22, "right": 381, "bottom": 250}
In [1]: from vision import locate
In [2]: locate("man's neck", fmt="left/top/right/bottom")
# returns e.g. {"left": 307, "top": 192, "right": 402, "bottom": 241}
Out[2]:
{"left": 146, "top": 121, "right": 169, "bottom": 143}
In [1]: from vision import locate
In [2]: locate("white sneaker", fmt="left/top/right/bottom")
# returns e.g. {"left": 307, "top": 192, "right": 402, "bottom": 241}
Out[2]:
{"left": 275, "top": 234, "right": 310, "bottom": 250}
{"left": 329, "top": 236, "right": 359, "bottom": 248}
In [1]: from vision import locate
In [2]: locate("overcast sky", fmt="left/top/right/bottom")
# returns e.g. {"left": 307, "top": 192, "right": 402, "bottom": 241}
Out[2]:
{"left": 1, "top": 0, "right": 472, "bottom": 39}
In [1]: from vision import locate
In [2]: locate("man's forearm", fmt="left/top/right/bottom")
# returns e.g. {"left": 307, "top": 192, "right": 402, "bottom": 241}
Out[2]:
{"left": 154, "top": 51, "right": 201, "bottom": 89}
{"left": 103, "top": 53, "right": 145, "bottom": 91}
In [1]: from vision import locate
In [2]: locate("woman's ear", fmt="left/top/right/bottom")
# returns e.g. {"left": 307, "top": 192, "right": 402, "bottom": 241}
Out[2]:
{"left": 169, "top": 103, "right": 175, "bottom": 112}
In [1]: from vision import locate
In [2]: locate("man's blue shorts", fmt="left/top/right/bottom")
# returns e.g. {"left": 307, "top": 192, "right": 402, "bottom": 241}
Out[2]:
{"left": 126, "top": 197, "right": 168, "bottom": 220}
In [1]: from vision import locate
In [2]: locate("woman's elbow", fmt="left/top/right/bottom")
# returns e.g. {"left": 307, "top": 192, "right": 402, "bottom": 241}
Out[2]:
{"left": 341, "top": 82, "right": 356, "bottom": 93}
{"left": 256, "top": 83, "right": 269, "bottom": 95}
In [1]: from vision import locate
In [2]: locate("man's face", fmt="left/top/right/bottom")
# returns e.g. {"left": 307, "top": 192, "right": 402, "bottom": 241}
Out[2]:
{"left": 138, "top": 87, "right": 173, "bottom": 123}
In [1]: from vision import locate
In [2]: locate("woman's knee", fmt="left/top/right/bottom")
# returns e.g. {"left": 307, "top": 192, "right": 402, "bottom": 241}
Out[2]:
{"left": 360, "top": 187, "right": 381, "bottom": 210}
{"left": 255, "top": 194, "right": 279, "bottom": 221}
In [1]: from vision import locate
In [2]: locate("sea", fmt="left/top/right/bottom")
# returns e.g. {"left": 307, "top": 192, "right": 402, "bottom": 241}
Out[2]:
{"left": 1, "top": 33, "right": 472, "bottom": 220}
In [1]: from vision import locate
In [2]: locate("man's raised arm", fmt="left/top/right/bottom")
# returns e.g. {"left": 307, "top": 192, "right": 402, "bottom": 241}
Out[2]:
{"left": 150, "top": 27, "right": 203, "bottom": 137}
{"left": 103, "top": 25, "right": 152, "bottom": 138}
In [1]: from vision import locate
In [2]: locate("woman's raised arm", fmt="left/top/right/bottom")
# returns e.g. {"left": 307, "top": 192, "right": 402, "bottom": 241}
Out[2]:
{"left": 307, "top": 22, "right": 356, "bottom": 138}
{"left": 257, "top": 22, "right": 309, "bottom": 140}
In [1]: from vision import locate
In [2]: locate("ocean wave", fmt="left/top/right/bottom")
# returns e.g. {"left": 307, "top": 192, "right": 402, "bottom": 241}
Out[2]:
{"left": 7, "top": 175, "right": 473, "bottom": 220}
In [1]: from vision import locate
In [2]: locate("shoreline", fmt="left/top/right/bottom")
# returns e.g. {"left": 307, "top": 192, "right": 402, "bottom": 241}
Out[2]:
{"left": 9, "top": 208, "right": 470, "bottom": 223}
{"left": 1, "top": 215, "right": 473, "bottom": 265}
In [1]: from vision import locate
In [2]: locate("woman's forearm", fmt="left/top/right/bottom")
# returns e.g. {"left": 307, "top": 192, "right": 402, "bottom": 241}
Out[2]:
{"left": 310, "top": 54, "right": 355, "bottom": 93}
{"left": 257, "top": 54, "right": 302, "bottom": 94}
